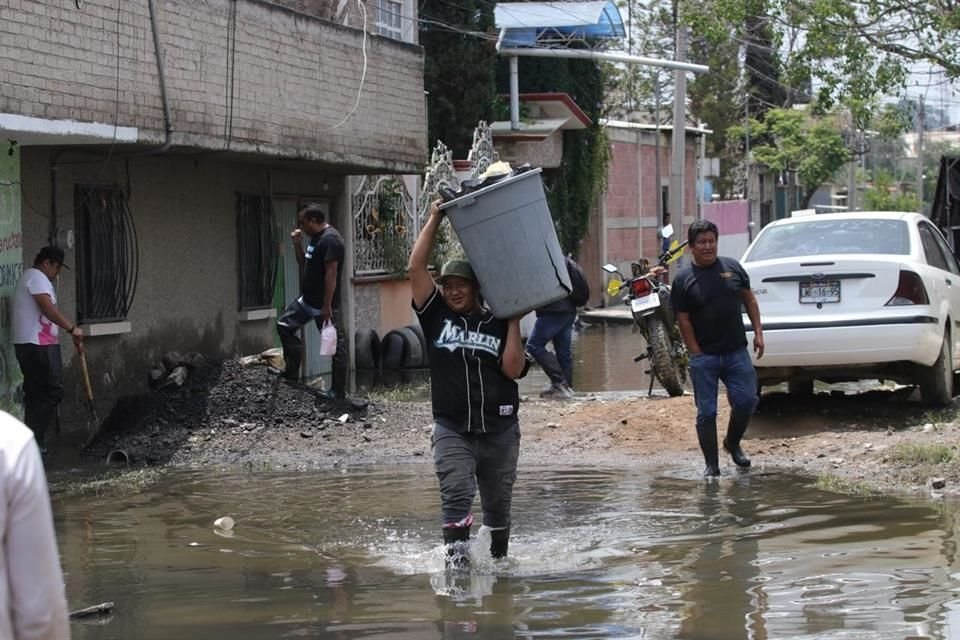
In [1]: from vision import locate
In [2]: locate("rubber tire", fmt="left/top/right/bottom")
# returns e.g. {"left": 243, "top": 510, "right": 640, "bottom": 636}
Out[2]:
{"left": 919, "top": 332, "right": 954, "bottom": 406}
{"left": 646, "top": 318, "right": 685, "bottom": 397}
{"left": 354, "top": 329, "right": 380, "bottom": 370}
{"left": 405, "top": 323, "right": 427, "bottom": 355}
{"left": 381, "top": 330, "right": 408, "bottom": 370}
{"left": 397, "top": 326, "right": 424, "bottom": 368}
{"left": 787, "top": 379, "right": 814, "bottom": 396}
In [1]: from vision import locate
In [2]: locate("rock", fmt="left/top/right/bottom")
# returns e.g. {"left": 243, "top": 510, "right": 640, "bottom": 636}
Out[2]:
{"left": 161, "top": 351, "right": 184, "bottom": 371}
{"left": 931, "top": 477, "right": 947, "bottom": 490}
{"left": 863, "top": 443, "right": 873, "bottom": 449}
{"left": 300, "top": 431, "right": 314, "bottom": 438}
{"left": 620, "top": 418, "right": 628, "bottom": 425}
{"left": 923, "top": 423, "right": 934, "bottom": 433}
{"left": 161, "top": 366, "right": 189, "bottom": 388}
{"left": 148, "top": 368, "right": 165, "bottom": 387}
{"left": 362, "top": 434, "right": 372, "bottom": 442}
{"left": 181, "top": 352, "right": 207, "bottom": 369}
{"left": 547, "top": 422, "right": 560, "bottom": 429}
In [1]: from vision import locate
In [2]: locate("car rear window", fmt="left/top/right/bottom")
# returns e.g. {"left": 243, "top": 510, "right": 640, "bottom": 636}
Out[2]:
{"left": 744, "top": 218, "right": 910, "bottom": 261}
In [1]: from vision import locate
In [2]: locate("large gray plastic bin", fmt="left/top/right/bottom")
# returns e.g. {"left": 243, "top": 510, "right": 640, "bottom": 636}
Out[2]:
{"left": 439, "top": 168, "right": 571, "bottom": 318}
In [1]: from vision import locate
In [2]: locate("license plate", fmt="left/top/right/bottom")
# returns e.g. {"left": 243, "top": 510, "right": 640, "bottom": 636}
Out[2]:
{"left": 799, "top": 280, "right": 840, "bottom": 304}
{"left": 631, "top": 294, "right": 660, "bottom": 313}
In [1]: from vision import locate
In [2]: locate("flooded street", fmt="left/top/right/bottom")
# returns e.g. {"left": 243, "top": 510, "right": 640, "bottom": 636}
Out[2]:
{"left": 57, "top": 465, "right": 960, "bottom": 639}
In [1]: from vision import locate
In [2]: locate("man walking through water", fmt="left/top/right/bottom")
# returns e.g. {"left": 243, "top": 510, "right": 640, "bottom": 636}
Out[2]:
{"left": 408, "top": 200, "right": 527, "bottom": 566}
{"left": 671, "top": 220, "right": 764, "bottom": 477}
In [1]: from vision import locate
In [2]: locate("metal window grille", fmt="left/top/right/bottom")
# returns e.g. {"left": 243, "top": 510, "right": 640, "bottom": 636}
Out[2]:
{"left": 75, "top": 185, "right": 139, "bottom": 323}
{"left": 353, "top": 176, "right": 415, "bottom": 275}
{"left": 236, "top": 193, "right": 278, "bottom": 309}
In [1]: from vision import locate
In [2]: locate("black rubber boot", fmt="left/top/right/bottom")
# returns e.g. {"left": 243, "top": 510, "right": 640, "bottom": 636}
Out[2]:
{"left": 695, "top": 416, "right": 720, "bottom": 477}
{"left": 723, "top": 409, "right": 752, "bottom": 468}
{"left": 489, "top": 527, "right": 510, "bottom": 559}
{"left": 442, "top": 527, "right": 471, "bottom": 569}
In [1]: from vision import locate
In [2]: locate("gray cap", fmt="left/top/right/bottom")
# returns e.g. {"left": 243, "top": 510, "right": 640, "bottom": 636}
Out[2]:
{"left": 438, "top": 259, "right": 476, "bottom": 283}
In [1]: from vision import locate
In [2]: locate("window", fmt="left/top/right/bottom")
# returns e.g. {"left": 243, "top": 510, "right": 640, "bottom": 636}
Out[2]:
{"left": 919, "top": 222, "right": 953, "bottom": 273}
{"left": 375, "top": 0, "right": 402, "bottom": 39}
{"left": 237, "top": 194, "right": 278, "bottom": 309}
{"left": 75, "top": 185, "right": 138, "bottom": 323}
{"left": 929, "top": 223, "right": 960, "bottom": 275}
{"left": 744, "top": 219, "right": 910, "bottom": 262}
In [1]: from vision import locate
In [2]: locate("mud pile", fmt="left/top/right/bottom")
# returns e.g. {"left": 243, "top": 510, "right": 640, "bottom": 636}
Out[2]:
{"left": 88, "top": 357, "right": 370, "bottom": 466}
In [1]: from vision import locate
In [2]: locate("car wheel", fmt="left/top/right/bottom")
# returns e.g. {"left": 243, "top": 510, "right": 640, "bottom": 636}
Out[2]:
{"left": 919, "top": 333, "right": 954, "bottom": 406}
{"left": 787, "top": 380, "right": 814, "bottom": 396}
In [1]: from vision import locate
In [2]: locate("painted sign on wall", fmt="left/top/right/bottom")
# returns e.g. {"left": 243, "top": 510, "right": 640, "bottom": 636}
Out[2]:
{"left": 0, "top": 150, "right": 24, "bottom": 417}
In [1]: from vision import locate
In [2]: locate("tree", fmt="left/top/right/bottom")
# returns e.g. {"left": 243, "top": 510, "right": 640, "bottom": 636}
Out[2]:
{"left": 681, "top": 0, "right": 960, "bottom": 127}
{"left": 732, "top": 108, "right": 849, "bottom": 209}
{"left": 862, "top": 170, "right": 921, "bottom": 211}
{"left": 420, "top": 0, "right": 497, "bottom": 157}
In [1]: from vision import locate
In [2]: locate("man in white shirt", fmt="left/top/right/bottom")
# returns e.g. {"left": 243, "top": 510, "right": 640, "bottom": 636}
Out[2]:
{"left": 12, "top": 247, "right": 83, "bottom": 454}
{"left": 0, "top": 411, "right": 70, "bottom": 639}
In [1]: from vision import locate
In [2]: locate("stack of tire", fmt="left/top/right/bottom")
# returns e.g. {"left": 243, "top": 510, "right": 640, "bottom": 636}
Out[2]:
{"left": 354, "top": 324, "right": 428, "bottom": 370}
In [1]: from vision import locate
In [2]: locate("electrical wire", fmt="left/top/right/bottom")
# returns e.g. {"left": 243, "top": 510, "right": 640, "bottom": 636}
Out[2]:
{"left": 328, "top": 0, "right": 369, "bottom": 129}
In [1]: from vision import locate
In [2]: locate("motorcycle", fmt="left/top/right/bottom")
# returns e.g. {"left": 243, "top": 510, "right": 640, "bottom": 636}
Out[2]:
{"left": 602, "top": 224, "right": 689, "bottom": 397}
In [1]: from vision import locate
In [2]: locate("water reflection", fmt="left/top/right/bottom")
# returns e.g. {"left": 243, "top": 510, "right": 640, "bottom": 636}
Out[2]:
{"left": 355, "top": 323, "right": 664, "bottom": 398}
{"left": 54, "top": 466, "right": 960, "bottom": 639}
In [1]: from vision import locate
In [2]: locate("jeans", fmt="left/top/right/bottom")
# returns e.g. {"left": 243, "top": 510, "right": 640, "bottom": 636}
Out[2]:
{"left": 276, "top": 301, "right": 348, "bottom": 397}
{"left": 688, "top": 347, "right": 758, "bottom": 427}
{"left": 526, "top": 311, "right": 576, "bottom": 385}
{"left": 14, "top": 343, "right": 63, "bottom": 448}
{"left": 431, "top": 423, "right": 520, "bottom": 529}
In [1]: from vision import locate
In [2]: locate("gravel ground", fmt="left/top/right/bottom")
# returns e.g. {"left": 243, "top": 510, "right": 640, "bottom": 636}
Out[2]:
{"left": 76, "top": 357, "right": 960, "bottom": 497}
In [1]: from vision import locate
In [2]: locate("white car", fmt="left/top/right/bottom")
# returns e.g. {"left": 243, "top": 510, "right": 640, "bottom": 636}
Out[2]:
{"left": 740, "top": 211, "right": 960, "bottom": 405}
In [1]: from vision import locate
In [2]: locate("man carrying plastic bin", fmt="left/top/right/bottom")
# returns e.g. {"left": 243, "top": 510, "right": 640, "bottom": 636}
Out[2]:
{"left": 408, "top": 200, "right": 528, "bottom": 567}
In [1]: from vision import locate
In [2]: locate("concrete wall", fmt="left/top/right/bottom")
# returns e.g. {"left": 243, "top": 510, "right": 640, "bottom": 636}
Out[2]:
{"left": 601, "top": 126, "right": 698, "bottom": 276}
{"left": 1, "top": 0, "right": 426, "bottom": 172}
{"left": 702, "top": 200, "right": 750, "bottom": 260}
{"left": 20, "top": 147, "right": 346, "bottom": 433}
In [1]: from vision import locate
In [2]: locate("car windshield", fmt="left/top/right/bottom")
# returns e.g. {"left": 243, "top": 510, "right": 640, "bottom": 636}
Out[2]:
{"left": 744, "top": 218, "right": 910, "bottom": 262}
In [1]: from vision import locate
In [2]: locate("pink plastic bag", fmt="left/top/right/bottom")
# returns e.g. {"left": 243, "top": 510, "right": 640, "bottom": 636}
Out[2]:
{"left": 320, "top": 321, "right": 337, "bottom": 356}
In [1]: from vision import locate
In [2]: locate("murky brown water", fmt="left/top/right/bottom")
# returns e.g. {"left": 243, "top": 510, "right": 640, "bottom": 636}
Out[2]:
{"left": 55, "top": 466, "right": 960, "bottom": 639}
{"left": 357, "top": 323, "right": 667, "bottom": 398}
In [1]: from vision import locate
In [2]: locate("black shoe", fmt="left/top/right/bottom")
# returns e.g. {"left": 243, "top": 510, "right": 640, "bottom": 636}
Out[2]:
{"left": 703, "top": 464, "right": 721, "bottom": 478}
{"left": 723, "top": 438, "right": 752, "bottom": 467}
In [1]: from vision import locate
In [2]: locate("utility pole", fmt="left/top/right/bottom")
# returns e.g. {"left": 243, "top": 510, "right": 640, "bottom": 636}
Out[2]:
{"left": 916, "top": 94, "right": 925, "bottom": 212}
{"left": 655, "top": 75, "right": 663, "bottom": 227}
{"left": 670, "top": 18, "right": 687, "bottom": 230}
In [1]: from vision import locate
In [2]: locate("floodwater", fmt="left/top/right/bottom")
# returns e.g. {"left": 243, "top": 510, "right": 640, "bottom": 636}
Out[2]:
{"left": 357, "top": 322, "right": 662, "bottom": 398}
{"left": 58, "top": 465, "right": 960, "bottom": 639}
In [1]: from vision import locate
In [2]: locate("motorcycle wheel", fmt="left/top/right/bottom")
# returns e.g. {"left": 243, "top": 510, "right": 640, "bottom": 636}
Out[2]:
{"left": 646, "top": 317, "right": 685, "bottom": 397}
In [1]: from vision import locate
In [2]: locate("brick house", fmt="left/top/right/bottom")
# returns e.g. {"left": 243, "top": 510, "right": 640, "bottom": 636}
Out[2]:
{"left": 0, "top": 0, "right": 425, "bottom": 432}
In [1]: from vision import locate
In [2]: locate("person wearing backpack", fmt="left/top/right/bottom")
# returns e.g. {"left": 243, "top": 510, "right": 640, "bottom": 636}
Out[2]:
{"left": 526, "top": 256, "right": 590, "bottom": 399}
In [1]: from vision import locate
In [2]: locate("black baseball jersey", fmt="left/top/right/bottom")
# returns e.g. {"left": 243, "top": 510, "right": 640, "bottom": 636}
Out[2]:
{"left": 414, "top": 289, "right": 520, "bottom": 433}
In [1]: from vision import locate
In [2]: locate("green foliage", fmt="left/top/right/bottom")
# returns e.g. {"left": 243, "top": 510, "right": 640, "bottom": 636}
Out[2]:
{"left": 890, "top": 443, "right": 954, "bottom": 465}
{"left": 497, "top": 56, "right": 610, "bottom": 257}
{"left": 688, "top": 34, "right": 744, "bottom": 199}
{"left": 862, "top": 170, "right": 920, "bottom": 211}
{"left": 680, "top": 0, "right": 958, "bottom": 126}
{"left": 731, "top": 108, "right": 849, "bottom": 208}
{"left": 421, "top": 0, "right": 498, "bottom": 157}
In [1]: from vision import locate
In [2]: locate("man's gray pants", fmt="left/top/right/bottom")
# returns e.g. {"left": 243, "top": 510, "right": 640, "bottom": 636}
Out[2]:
{"left": 431, "top": 423, "right": 520, "bottom": 529}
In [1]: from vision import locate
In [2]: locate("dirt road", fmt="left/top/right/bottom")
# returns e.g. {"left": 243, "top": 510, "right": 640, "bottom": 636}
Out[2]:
{"left": 75, "top": 357, "right": 960, "bottom": 498}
